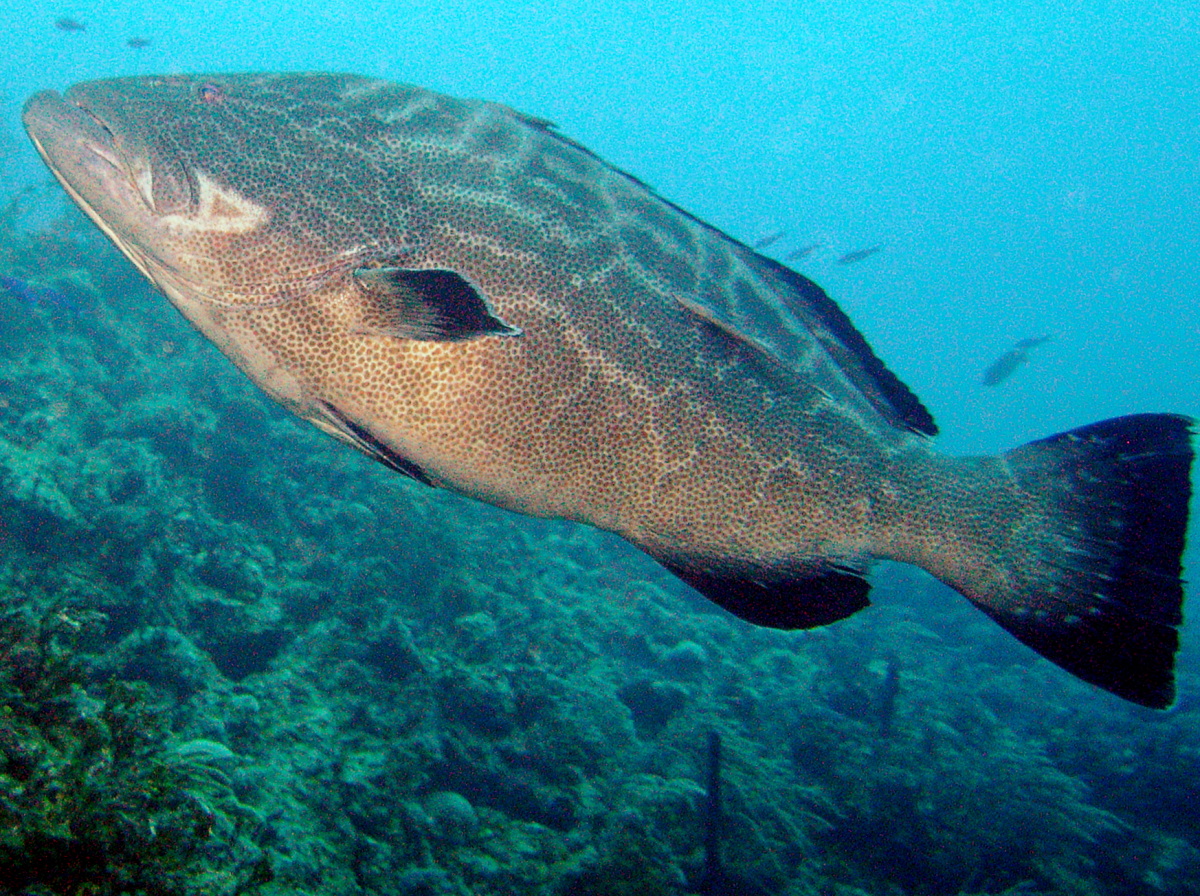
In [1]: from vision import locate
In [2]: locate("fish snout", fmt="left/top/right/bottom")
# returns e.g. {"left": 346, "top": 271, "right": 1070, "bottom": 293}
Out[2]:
{"left": 23, "top": 89, "right": 195, "bottom": 218}
{"left": 22, "top": 90, "right": 114, "bottom": 159}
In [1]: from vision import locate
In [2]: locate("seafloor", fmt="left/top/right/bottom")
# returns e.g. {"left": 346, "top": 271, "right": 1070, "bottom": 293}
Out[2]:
{"left": 0, "top": 193, "right": 1197, "bottom": 896}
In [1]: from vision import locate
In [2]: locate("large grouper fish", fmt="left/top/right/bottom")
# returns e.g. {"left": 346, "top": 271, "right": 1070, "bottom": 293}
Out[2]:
{"left": 22, "top": 73, "right": 1194, "bottom": 708}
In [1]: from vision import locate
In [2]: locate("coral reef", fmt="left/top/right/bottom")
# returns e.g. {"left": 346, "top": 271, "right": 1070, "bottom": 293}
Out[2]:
{"left": 0, "top": 192, "right": 1197, "bottom": 895}
{"left": 0, "top": 603, "right": 269, "bottom": 895}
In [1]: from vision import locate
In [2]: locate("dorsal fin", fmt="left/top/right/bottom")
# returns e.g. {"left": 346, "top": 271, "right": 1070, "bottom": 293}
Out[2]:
{"left": 749, "top": 254, "right": 937, "bottom": 436}
{"left": 508, "top": 105, "right": 936, "bottom": 436}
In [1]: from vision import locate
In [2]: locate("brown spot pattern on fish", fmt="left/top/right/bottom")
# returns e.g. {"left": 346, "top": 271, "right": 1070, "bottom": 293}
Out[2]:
{"left": 21, "top": 72, "right": 1194, "bottom": 708}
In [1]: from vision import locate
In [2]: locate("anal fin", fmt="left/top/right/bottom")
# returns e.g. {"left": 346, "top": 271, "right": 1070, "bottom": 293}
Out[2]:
{"left": 656, "top": 557, "right": 870, "bottom": 630}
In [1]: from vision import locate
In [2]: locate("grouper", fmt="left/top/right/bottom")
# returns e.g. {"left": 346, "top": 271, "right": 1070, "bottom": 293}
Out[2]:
{"left": 21, "top": 73, "right": 1193, "bottom": 707}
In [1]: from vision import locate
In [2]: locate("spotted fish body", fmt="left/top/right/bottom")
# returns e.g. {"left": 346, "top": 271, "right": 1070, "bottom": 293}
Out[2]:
{"left": 23, "top": 73, "right": 1193, "bottom": 707}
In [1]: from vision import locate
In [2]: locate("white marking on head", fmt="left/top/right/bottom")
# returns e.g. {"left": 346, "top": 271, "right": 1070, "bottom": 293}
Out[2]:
{"left": 131, "top": 158, "right": 156, "bottom": 211}
{"left": 159, "top": 169, "right": 269, "bottom": 234}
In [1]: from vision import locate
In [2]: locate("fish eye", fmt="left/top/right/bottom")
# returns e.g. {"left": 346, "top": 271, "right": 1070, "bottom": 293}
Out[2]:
{"left": 197, "top": 84, "right": 224, "bottom": 104}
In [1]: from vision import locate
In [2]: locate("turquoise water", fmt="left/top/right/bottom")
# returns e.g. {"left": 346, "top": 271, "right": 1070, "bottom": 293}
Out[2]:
{"left": 0, "top": 2, "right": 1197, "bottom": 894}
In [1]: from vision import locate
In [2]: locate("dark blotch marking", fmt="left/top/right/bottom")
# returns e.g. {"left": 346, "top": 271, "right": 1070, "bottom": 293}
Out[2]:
{"left": 619, "top": 224, "right": 698, "bottom": 294}
{"left": 618, "top": 192, "right": 698, "bottom": 258}
{"left": 472, "top": 120, "right": 519, "bottom": 156}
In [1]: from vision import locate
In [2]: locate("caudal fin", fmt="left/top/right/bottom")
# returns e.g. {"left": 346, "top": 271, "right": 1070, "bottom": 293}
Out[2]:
{"left": 968, "top": 414, "right": 1192, "bottom": 708}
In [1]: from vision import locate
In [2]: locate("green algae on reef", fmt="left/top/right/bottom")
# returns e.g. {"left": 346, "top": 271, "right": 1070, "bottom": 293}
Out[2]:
{"left": 0, "top": 603, "right": 270, "bottom": 895}
{"left": 0, "top": 195, "right": 1198, "bottom": 895}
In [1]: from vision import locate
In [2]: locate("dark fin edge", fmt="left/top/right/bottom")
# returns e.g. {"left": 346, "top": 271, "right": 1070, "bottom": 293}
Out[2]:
{"left": 655, "top": 557, "right": 870, "bottom": 630}
{"left": 978, "top": 600, "right": 1179, "bottom": 710}
{"left": 316, "top": 400, "right": 435, "bottom": 486}
{"left": 521, "top": 112, "right": 936, "bottom": 437}
{"left": 996, "top": 413, "right": 1193, "bottom": 708}
{"left": 755, "top": 257, "right": 937, "bottom": 436}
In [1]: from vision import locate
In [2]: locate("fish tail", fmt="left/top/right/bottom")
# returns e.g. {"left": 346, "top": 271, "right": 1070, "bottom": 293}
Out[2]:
{"left": 923, "top": 414, "right": 1193, "bottom": 708}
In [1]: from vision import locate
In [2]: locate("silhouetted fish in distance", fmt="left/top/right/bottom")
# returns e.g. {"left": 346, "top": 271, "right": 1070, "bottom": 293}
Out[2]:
{"left": 22, "top": 73, "right": 1195, "bottom": 708}
{"left": 981, "top": 335, "right": 1052, "bottom": 387}
{"left": 751, "top": 230, "right": 786, "bottom": 250}
{"left": 785, "top": 243, "right": 821, "bottom": 262}
{"left": 54, "top": 18, "right": 86, "bottom": 32}
{"left": 127, "top": 37, "right": 152, "bottom": 49}
{"left": 837, "top": 244, "right": 884, "bottom": 265}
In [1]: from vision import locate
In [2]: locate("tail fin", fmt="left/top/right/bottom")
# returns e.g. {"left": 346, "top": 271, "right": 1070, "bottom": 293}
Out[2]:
{"left": 969, "top": 414, "right": 1192, "bottom": 708}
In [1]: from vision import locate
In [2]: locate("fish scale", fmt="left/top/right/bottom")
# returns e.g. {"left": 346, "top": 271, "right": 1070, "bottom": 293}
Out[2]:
{"left": 22, "top": 72, "right": 1194, "bottom": 708}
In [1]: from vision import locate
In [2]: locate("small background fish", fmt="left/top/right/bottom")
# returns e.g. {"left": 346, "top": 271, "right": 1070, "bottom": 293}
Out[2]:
{"left": 785, "top": 242, "right": 821, "bottom": 261}
{"left": 751, "top": 230, "right": 786, "bottom": 250}
{"left": 837, "top": 244, "right": 884, "bottom": 265}
{"left": 981, "top": 334, "right": 1052, "bottom": 387}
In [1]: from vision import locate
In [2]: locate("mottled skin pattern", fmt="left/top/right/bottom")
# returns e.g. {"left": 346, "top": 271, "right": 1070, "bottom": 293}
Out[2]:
{"left": 22, "top": 73, "right": 1193, "bottom": 705}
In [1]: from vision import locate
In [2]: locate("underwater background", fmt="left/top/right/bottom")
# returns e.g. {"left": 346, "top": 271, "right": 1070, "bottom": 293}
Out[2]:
{"left": 0, "top": 1, "right": 1198, "bottom": 894}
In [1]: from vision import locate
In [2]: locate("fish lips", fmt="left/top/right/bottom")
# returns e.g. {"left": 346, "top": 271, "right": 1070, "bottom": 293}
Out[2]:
{"left": 23, "top": 88, "right": 195, "bottom": 219}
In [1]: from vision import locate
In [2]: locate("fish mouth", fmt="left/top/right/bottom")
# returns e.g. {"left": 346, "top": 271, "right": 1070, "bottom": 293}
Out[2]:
{"left": 23, "top": 90, "right": 130, "bottom": 215}
{"left": 23, "top": 90, "right": 121, "bottom": 172}
{"left": 23, "top": 89, "right": 195, "bottom": 218}
{"left": 22, "top": 89, "right": 197, "bottom": 290}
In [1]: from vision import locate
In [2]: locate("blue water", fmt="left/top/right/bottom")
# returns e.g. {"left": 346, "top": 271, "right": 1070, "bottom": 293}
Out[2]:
{"left": 1, "top": 2, "right": 1198, "bottom": 893}
{"left": 5, "top": 2, "right": 1196, "bottom": 438}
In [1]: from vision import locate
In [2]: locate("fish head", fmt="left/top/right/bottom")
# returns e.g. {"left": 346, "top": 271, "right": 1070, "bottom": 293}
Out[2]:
{"left": 21, "top": 73, "right": 427, "bottom": 316}
{"left": 22, "top": 72, "right": 524, "bottom": 487}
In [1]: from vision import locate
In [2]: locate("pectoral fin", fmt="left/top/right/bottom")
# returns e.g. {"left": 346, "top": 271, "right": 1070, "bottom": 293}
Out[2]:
{"left": 351, "top": 266, "right": 521, "bottom": 341}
